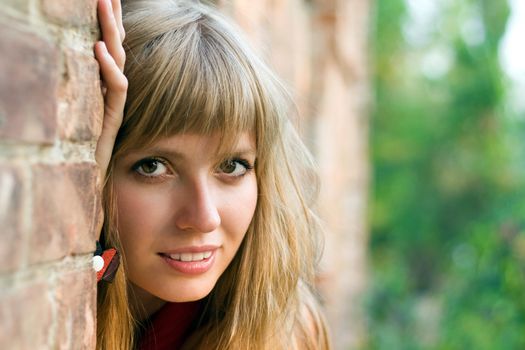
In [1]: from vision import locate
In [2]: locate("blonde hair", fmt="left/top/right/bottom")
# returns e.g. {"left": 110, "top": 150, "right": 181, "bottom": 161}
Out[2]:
{"left": 97, "top": 1, "right": 330, "bottom": 349}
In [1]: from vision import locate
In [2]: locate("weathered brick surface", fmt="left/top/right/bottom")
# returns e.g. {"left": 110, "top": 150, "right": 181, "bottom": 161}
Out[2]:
{"left": 58, "top": 49, "right": 104, "bottom": 141}
{"left": 42, "top": 0, "right": 98, "bottom": 27}
{"left": 0, "top": 281, "right": 53, "bottom": 349}
{"left": 0, "top": 22, "right": 59, "bottom": 144}
{"left": 30, "top": 162, "right": 99, "bottom": 265}
{"left": 67, "top": 162, "right": 102, "bottom": 254}
{"left": 0, "top": 165, "right": 25, "bottom": 273}
{"left": 0, "top": 0, "right": 101, "bottom": 348}
{"left": 55, "top": 268, "right": 96, "bottom": 349}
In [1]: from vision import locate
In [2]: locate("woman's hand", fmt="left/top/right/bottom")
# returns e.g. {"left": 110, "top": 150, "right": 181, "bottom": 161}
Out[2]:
{"left": 94, "top": 0, "right": 127, "bottom": 180}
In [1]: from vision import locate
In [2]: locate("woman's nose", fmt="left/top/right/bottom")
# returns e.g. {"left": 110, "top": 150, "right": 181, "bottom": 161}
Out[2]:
{"left": 174, "top": 179, "right": 221, "bottom": 233}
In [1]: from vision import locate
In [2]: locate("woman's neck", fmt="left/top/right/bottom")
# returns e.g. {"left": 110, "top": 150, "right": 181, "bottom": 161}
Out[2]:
{"left": 127, "top": 283, "right": 167, "bottom": 321}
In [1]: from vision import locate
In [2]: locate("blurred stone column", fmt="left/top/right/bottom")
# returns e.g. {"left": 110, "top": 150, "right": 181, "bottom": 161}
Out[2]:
{"left": 219, "top": 0, "right": 371, "bottom": 348}
{"left": 311, "top": 0, "right": 371, "bottom": 348}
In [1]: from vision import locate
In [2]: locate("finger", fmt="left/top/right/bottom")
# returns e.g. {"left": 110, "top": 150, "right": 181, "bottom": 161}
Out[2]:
{"left": 95, "top": 42, "right": 127, "bottom": 126}
{"left": 98, "top": 0, "right": 125, "bottom": 70}
{"left": 98, "top": 0, "right": 125, "bottom": 67}
{"left": 94, "top": 41, "right": 127, "bottom": 179}
{"left": 96, "top": 122, "right": 117, "bottom": 181}
{"left": 111, "top": 0, "right": 125, "bottom": 41}
{"left": 96, "top": 121, "right": 118, "bottom": 181}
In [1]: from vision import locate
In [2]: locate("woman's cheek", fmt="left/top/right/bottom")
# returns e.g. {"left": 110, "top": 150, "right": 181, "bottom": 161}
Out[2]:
{"left": 225, "top": 176, "right": 258, "bottom": 236}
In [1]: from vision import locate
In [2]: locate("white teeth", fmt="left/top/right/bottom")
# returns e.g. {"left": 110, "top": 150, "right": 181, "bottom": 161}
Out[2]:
{"left": 193, "top": 252, "right": 204, "bottom": 261}
{"left": 168, "top": 251, "right": 212, "bottom": 262}
{"left": 169, "top": 253, "right": 181, "bottom": 260}
{"left": 180, "top": 253, "right": 192, "bottom": 262}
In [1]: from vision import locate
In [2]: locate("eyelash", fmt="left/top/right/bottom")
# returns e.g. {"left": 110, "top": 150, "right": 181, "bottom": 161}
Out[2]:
{"left": 130, "top": 157, "right": 254, "bottom": 180}
{"left": 219, "top": 158, "right": 254, "bottom": 178}
{"left": 132, "top": 157, "right": 171, "bottom": 179}
{"left": 234, "top": 158, "right": 253, "bottom": 169}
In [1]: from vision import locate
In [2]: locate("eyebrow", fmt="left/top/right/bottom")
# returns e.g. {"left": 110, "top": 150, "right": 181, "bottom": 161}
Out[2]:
{"left": 216, "top": 148, "right": 257, "bottom": 158}
{"left": 143, "top": 148, "right": 185, "bottom": 160}
{"left": 125, "top": 146, "right": 257, "bottom": 161}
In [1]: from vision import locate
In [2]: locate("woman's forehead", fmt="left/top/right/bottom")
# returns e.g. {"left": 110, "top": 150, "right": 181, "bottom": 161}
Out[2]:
{"left": 123, "top": 131, "right": 256, "bottom": 158}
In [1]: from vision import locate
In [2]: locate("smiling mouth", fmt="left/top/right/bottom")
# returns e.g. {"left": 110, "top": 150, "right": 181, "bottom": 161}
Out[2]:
{"left": 159, "top": 250, "right": 216, "bottom": 275}
{"left": 163, "top": 252, "right": 213, "bottom": 262}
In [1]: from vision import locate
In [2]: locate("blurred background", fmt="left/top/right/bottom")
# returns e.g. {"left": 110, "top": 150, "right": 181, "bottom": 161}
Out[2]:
{"left": 367, "top": 0, "right": 525, "bottom": 348}
{"left": 222, "top": 0, "right": 525, "bottom": 348}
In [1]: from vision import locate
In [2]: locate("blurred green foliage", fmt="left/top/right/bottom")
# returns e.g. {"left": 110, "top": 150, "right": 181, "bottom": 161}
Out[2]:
{"left": 367, "top": 0, "right": 525, "bottom": 348}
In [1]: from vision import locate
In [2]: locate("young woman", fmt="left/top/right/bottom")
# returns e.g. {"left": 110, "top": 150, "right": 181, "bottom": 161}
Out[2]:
{"left": 94, "top": 0, "right": 330, "bottom": 348}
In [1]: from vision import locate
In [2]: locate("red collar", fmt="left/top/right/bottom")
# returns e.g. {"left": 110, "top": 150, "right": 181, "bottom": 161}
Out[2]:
{"left": 137, "top": 300, "right": 202, "bottom": 350}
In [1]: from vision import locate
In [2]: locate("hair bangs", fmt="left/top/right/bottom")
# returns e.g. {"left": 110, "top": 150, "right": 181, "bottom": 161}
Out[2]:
{"left": 116, "top": 16, "right": 261, "bottom": 157}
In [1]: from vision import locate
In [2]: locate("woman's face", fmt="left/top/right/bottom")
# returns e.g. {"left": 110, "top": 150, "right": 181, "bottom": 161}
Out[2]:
{"left": 113, "top": 132, "right": 257, "bottom": 312}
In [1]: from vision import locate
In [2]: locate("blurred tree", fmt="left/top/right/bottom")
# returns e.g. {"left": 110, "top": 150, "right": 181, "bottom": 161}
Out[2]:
{"left": 367, "top": 0, "right": 525, "bottom": 348}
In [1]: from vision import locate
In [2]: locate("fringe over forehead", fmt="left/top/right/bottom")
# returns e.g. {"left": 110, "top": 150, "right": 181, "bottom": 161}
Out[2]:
{"left": 114, "top": 0, "right": 284, "bottom": 157}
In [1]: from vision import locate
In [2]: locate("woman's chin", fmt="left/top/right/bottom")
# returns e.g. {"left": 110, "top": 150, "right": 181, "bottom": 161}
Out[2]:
{"left": 156, "top": 283, "right": 214, "bottom": 303}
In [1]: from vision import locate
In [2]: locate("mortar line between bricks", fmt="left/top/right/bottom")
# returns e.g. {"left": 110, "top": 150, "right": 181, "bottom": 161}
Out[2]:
{"left": 0, "top": 254, "right": 94, "bottom": 289}
{"left": 0, "top": 141, "right": 96, "bottom": 163}
{"left": 0, "top": 6, "right": 30, "bottom": 24}
{"left": 47, "top": 274, "right": 59, "bottom": 348}
{"left": 31, "top": 0, "right": 100, "bottom": 47}
{"left": 20, "top": 164, "right": 32, "bottom": 269}
{"left": 0, "top": 7, "right": 98, "bottom": 53}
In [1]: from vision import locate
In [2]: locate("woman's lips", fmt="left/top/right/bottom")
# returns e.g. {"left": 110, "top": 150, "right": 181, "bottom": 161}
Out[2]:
{"left": 159, "top": 248, "right": 217, "bottom": 275}
{"left": 167, "top": 251, "right": 213, "bottom": 261}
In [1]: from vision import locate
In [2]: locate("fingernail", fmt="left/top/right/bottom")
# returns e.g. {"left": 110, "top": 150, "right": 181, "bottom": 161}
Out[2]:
{"left": 98, "top": 42, "right": 108, "bottom": 54}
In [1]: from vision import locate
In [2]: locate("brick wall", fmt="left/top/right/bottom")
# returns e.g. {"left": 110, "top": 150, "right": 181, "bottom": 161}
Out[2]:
{"left": 0, "top": 0, "right": 102, "bottom": 348}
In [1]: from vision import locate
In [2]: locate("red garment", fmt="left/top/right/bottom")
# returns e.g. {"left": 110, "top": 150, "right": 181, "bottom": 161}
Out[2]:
{"left": 137, "top": 301, "right": 202, "bottom": 350}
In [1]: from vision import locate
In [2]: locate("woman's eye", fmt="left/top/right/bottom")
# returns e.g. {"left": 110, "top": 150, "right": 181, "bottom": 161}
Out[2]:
{"left": 218, "top": 159, "right": 252, "bottom": 177}
{"left": 133, "top": 158, "right": 168, "bottom": 177}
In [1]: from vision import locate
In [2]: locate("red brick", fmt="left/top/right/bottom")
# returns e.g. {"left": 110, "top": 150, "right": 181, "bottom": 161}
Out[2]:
{"left": 58, "top": 50, "right": 104, "bottom": 141}
{"left": 54, "top": 268, "right": 96, "bottom": 349}
{"left": 41, "top": 0, "right": 98, "bottom": 27}
{"left": 30, "top": 162, "right": 100, "bottom": 264}
{"left": 0, "top": 22, "right": 58, "bottom": 144}
{"left": 67, "top": 162, "right": 102, "bottom": 253}
{"left": 0, "top": 281, "right": 53, "bottom": 348}
{"left": 0, "top": 165, "right": 25, "bottom": 273}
